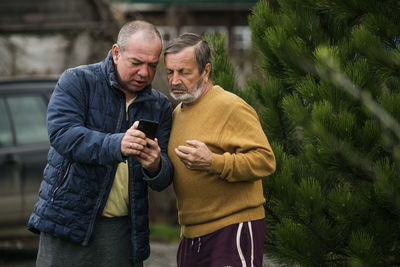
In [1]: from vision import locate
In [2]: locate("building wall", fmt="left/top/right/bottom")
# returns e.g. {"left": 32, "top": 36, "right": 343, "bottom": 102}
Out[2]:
{"left": 0, "top": 0, "right": 118, "bottom": 77}
{"left": 1, "top": 32, "right": 93, "bottom": 76}
{"left": 114, "top": 2, "right": 257, "bottom": 88}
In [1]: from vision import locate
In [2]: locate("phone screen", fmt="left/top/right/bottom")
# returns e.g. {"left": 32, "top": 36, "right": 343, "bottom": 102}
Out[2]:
{"left": 137, "top": 120, "right": 159, "bottom": 140}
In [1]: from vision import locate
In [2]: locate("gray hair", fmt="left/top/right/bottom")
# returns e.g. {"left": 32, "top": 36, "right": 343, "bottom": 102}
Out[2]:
{"left": 117, "top": 20, "right": 162, "bottom": 51}
{"left": 164, "top": 33, "right": 212, "bottom": 79}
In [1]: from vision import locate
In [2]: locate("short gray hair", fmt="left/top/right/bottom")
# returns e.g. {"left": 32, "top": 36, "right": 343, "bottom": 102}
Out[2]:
{"left": 117, "top": 20, "right": 162, "bottom": 51}
{"left": 164, "top": 33, "right": 212, "bottom": 79}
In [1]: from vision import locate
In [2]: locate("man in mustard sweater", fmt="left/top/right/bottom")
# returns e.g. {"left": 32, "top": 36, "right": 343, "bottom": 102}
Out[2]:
{"left": 164, "top": 33, "right": 276, "bottom": 267}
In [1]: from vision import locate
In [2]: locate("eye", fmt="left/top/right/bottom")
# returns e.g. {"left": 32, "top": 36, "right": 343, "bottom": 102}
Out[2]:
{"left": 149, "top": 63, "right": 158, "bottom": 69}
{"left": 181, "top": 70, "right": 190, "bottom": 75}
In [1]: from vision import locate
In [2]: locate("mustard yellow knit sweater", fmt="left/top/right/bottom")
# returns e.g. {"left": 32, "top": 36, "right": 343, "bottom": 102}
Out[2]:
{"left": 168, "top": 85, "right": 276, "bottom": 238}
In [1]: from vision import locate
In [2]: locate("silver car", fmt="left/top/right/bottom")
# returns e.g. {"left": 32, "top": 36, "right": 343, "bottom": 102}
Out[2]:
{"left": 0, "top": 77, "right": 57, "bottom": 237}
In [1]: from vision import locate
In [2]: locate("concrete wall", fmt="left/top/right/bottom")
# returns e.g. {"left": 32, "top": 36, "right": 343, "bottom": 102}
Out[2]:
{"left": 0, "top": 0, "right": 118, "bottom": 78}
{"left": 0, "top": 32, "right": 98, "bottom": 77}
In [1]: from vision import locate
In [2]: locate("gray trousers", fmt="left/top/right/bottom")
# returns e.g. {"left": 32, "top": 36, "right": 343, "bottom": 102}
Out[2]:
{"left": 36, "top": 216, "right": 143, "bottom": 267}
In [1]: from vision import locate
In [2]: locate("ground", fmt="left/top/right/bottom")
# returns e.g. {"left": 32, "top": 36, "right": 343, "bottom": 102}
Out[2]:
{"left": 0, "top": 239, "right": 280, "bottom": 266}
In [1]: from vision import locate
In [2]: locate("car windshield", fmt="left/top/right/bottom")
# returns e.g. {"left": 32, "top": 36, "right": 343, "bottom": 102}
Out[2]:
{"left": 4, "top": 94, "right": 48, "bottom": 146}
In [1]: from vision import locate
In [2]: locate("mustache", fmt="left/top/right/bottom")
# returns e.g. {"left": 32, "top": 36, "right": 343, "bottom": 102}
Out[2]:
{"left": 170, "top": 85, "right": 187, "bottom": 91}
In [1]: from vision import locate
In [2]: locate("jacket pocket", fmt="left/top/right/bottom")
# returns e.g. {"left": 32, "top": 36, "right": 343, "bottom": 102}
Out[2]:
{"left": 51, "top": 162, "right": 72, "bottom": 202}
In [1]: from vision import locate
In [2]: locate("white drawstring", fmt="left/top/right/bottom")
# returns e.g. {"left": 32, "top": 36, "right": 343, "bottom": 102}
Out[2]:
{"left": 190, "top": 238, "right": 202, "bottom": 253}
{"left": 197, "top": 237, "right": 202, "bottom": 253}
{"left": 236, "top": 223, "right": 247, "bottom": 267}
{"left": 248, "top": 222, "right": 254, "bottom": 267}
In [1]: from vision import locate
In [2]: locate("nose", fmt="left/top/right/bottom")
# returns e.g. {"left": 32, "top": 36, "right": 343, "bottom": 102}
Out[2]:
{"left": 137, "top": 65, "right": 149, "bottom": 78}
{"left": 170, "top": 72, "right": 181, "bottom": 86}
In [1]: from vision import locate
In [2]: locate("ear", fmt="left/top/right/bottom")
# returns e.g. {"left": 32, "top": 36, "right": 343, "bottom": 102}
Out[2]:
{"left": 202, "top": 63, "right": 211, "bottom": 82}
{"left": 112, "top": 44, "right": 120, "bottom": 64}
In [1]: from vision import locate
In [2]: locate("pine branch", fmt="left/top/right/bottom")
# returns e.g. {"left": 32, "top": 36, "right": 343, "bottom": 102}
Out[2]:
{"left": 264, "top": 203, "right": 282, "bottom": 224}
{"left": 295, "top": 215, "right": 348, "bottom": 264}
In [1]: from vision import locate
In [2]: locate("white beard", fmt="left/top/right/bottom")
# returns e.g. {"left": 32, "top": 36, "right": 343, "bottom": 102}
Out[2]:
{"left": 169, "top": 78, "right": 204, "bottom": 104}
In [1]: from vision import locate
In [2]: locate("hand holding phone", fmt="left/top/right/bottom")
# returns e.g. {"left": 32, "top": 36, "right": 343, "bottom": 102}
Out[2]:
{"left": 137, "top": 120, "right": 159, "bottom": 140}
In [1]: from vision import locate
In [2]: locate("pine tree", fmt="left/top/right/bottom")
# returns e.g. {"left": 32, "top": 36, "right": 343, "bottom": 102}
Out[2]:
{"left": 209, "top": 0, "right": 400, "bottom": 266}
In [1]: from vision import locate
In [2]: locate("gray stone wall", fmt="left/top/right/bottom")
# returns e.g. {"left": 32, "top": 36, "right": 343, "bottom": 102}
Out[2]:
{"left": 0, "top": 31, "right": 115, "bottom": 77}
{"left": 0, "top": 0, "right": 118, "bottom": 77}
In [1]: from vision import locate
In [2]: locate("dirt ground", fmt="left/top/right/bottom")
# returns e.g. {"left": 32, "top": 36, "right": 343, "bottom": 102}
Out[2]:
{"left": 0, "top": 239, "right": 279, "bottom": 267}
{"left": 0, "top": 240, "right": 178, "bottom": 267}
{"left": 144, "top": 241, "right": 178, "bottom": 267}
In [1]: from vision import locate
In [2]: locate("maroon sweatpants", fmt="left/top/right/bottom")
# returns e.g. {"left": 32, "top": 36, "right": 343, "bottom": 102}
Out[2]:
{"left": 177, "top": 219, "right": 266, "bottom": 267}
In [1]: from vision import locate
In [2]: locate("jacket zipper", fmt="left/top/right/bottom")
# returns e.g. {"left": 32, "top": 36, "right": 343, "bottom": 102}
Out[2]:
{"left": 51, "top": 162, "right": 72, "bottom": 202}
{"left": 83, "top": 98, "right": 125, "bottom": 245}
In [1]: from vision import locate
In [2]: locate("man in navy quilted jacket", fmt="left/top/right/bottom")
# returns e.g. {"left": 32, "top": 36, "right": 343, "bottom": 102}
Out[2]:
{"left": 28, "top": 20, "right": 174, "bottom": 267}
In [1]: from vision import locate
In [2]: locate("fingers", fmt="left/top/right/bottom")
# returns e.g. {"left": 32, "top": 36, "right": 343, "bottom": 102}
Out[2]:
{"left": 145, "top": 137, "right": 158, "bottom": 149}
{"left": 174, "top": 148, "right": 199, "bottom": 170}
{"left": 121, "top": 139, "right": 144, "bottom": 157}
{"left": 136, "top": 139, "right": 161, "bottom": 175}
{"left": 125, "top": 139, "right": 145, "bottom": 151}
{"left": 120, "top": 122, "right": 161, "bottom": 175}
{"left": 174, "top": 147, "right": 192, "bottom": 168}
{"left": 174, "top": 140, "right": 212, "bottom": 171}
{"left": 131, "top": 120, "right": 139, "bottom": 130}
{"left": 175, "top": 140, "right": 205, "bottom": 159}
{"left": 139, "top": 138, "right": 160, "bottom": 158}
{"left": 176, "top": 145, "right": 195, "bottom": 155}
{"left": 185, "top": 140, "right": 202, "bottom": 147}
{"left": 121, "top": 122, "right": 146, "bottom": 157}
{"left": 123, "top": 135, "right": 146, "bottom": 149}
{"left": 174, "top": 146, "right": 196, "bottom": 169}
{"left": 127, "top": 135, "right": 160, "bottom": 163}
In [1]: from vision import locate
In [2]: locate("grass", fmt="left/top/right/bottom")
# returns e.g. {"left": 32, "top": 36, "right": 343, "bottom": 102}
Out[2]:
{"left": 149, "top": 222, "right": 180, "bottom": 242}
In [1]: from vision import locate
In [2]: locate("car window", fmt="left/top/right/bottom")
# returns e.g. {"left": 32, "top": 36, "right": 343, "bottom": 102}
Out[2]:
{"left": 0, "top": 98, "right": 13, "bottom": 147}
{"left": 7, "top": 95, "right": 48, "bottom": 145}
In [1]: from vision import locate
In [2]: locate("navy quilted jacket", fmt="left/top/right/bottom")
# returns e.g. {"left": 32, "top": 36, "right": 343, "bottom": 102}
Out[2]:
{"left": 28, "top": 50, "right": 174, "bottom": 262}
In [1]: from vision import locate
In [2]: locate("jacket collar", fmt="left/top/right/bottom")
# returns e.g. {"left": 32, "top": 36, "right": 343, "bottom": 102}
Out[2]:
{"left": 101, "top": 50, "right": 155, "bottom": 103}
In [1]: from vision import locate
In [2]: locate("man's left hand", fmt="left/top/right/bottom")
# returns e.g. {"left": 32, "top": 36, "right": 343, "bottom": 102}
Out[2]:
{"left": 175, "top": 140, "right": 213, "bottom": 171}
{"left": 136, "top": 138, "right": 161, "bottom": 176}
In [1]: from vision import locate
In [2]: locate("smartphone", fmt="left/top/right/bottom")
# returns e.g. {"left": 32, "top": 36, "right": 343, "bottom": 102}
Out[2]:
{"left": 137, "top": 120, "right": 159, "bottom": 140}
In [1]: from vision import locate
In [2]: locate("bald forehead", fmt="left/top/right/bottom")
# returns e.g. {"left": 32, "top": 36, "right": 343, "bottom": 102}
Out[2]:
{"left": 131, "top": 30, "right": 159, "bottom": 42}
{"left": 118, "top": 24, "right": 162, "bottom": 52}
{"left": 122, "top": 31, "right": 161, "bottom": 51}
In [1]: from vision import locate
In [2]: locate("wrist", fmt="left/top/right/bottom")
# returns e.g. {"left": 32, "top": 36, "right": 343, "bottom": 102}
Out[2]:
{"left": 144, "top": 159, "right": 161, "bottom": 177}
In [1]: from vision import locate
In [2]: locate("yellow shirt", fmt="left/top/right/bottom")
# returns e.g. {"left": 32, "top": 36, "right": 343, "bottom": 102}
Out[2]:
{"left": 102, "top": 97, "right": 136, "bottom": 217}
{"left": 168, "top": 86, "right": 276, "bottom": 238}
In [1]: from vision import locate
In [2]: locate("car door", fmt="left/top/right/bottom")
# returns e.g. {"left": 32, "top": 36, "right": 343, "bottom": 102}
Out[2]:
{"left": 0, "top": 93, "right": 49, "bottom": 225}
{"left": 0, "top": 97, "right": 22, "bottom": 224}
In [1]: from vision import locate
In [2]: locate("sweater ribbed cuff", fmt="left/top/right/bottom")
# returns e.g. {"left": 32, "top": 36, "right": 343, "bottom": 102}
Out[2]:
{"left": 210, "top": 153, "right": 225, "bottom": 175}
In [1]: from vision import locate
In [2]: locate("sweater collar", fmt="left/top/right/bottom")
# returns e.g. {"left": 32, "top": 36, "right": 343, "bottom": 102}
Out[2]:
{"left": 179, "top": 85, "right": 220, "bottom": 111}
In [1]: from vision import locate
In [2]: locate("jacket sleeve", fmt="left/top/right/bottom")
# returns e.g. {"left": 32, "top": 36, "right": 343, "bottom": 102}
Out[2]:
{"left": 209, "top": 100, "right": 276, "bottom": 182}
{"left": 47, "top": 69, "right": 125, "bottom": 165}
{"left": 142, "top": 96, "right": 174, "bottom": 191}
